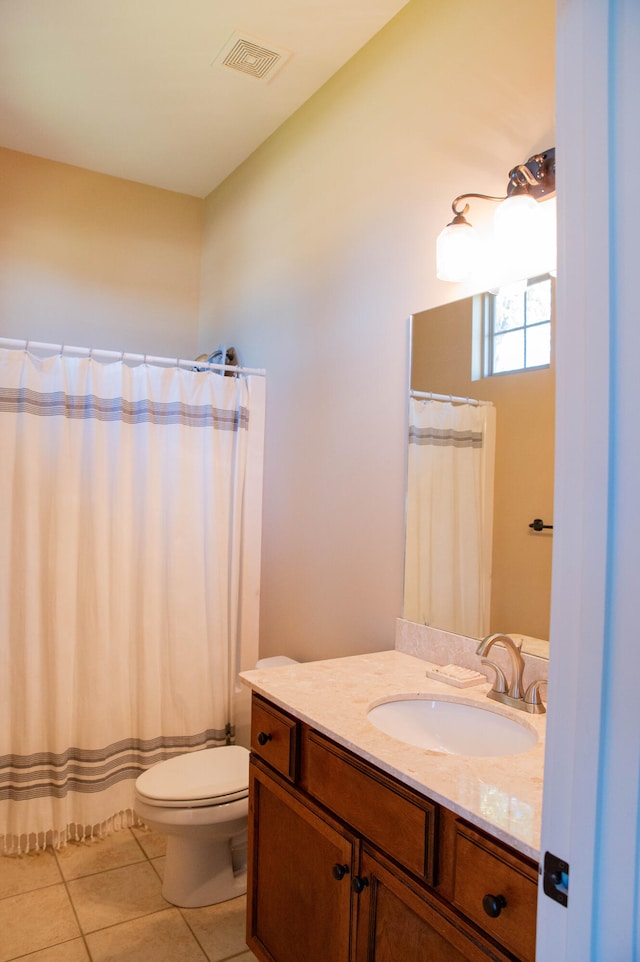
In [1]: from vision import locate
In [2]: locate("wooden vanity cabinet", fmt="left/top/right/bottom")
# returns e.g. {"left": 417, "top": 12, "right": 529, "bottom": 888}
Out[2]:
{"left": 249, "top": 761, "right": 356, "bottom": 962}
{"left": 247, "top": 694, "right": 538, "bottom": 962}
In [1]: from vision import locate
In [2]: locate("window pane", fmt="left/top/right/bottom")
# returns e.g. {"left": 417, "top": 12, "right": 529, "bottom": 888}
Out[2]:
{"left": 495, "top": 281, "right": 527, "bottom": 332}
{"left": 525, "top": 279, "right": 551, "bottom": 327}
{"left": 485, "top": 274, "right": 553, "bottom": 377}
{"left": 494, "top": 329, "right": 525, "bottom": 373}
{"left": 526, "top": 323, "right": 551, "bottom": 367}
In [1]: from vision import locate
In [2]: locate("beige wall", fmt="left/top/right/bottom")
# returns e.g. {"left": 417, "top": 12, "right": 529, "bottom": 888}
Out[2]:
{"left": 0, "top": 0, "right": 555, "bottom": 665}
{"left": 199, "top": 0, "right": 556, "bottom": 662}
{"left": 411, "top": 298, "right": 555, "bottom": 640}
{"left": 0, "top": 148, "right": 203, "bottom": 356}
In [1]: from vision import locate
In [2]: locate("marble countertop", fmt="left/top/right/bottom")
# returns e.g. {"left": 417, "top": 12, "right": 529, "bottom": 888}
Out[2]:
{"left": 240, "top": 649, "right": 545, "bottom": 861}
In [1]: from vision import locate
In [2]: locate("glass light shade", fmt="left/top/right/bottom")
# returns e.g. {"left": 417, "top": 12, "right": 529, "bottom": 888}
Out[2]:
{"left": 436, "top": 221, "right": 479, "bottom": 282}
{"left": 493, "top": 193, "right": 540, "bottom": 245}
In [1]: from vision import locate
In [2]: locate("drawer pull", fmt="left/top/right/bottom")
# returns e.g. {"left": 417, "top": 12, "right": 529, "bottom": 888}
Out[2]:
{"left": 482, "top": 893, "right": 507, "bottom": 918}
{"left": 257, "top": 731, "right": 272, "bottom": 746}
{"left": 332, "top": 863, "right": 350, "bottom": 881}
{"left": 351, "top": 876, "right": 369, "bottom": 894}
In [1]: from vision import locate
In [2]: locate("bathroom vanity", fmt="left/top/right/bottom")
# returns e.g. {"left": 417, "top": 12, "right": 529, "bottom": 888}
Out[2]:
{"left": 241, "top": 651, "right": 545, "bottom": 962}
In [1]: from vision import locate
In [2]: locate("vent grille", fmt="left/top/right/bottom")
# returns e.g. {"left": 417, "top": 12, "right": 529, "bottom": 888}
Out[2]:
{"left": 214, "top": 32, "right": 292, "bottom": 82}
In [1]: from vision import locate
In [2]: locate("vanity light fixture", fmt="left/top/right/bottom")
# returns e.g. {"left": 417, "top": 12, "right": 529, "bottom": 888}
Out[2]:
{"left": 436, "top": 147, "right": 556, "bottom": 282}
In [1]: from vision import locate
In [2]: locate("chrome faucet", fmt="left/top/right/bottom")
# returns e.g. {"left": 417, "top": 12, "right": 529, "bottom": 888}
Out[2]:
{"left": 475, "top": 633, "right": 546, "bottom": 714}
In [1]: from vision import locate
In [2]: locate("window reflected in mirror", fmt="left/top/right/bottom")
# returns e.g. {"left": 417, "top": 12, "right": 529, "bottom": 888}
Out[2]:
{"left": 484, "top": 274, "right": 553, "bottom": 375}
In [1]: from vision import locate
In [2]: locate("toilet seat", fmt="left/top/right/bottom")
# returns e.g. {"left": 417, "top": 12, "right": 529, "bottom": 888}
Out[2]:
{"left": 135, "top": 745, "right": 249, "bottom": 809}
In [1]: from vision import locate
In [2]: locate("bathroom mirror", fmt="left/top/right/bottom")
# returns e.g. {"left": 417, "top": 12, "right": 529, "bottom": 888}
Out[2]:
{"left": 404, "top": 283, "right": 555, "bottom": 657}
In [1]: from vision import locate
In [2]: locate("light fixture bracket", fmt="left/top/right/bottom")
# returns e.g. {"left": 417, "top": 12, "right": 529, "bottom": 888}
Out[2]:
{"left": 506, "top": 148, "right": 556, "bottom": 200}
{"left": 449, "top": 147, "right": 556, "bottom": 217}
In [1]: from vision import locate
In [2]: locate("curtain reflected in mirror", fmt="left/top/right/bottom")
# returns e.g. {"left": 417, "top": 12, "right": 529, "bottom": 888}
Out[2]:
{"left": 405, "top": 282, "right": 555, "bottom": 657}
{"left": 405, "top": 397, "right": 495, "bottom": 638}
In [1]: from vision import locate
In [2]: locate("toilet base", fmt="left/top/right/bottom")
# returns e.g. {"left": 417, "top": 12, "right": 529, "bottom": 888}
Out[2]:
{"left": 162, "top": 829, "right": 248, "bottom": 908}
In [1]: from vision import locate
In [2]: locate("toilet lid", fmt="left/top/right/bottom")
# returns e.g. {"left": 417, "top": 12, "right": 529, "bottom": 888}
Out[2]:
{"left": 135, "top": 745, "right": 249, "bottom": 808}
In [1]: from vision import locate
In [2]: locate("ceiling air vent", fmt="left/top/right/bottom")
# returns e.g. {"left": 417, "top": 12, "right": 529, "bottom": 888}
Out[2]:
{"left": 214, "top": 32, "right": 292, "bottom": 82}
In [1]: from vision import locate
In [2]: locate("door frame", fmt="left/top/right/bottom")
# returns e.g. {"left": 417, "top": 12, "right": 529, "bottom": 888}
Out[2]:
{"left": 538, "top": 1, "right": 640, "bottom": 957}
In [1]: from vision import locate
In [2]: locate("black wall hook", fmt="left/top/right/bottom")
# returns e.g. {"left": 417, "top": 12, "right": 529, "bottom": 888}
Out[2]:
{"left": 529, "top": 518, "right": 554, "bottom": 532}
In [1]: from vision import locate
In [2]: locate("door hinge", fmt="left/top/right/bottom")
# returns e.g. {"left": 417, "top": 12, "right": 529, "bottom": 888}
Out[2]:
{"left": 542, "top": 851, "right": 569, "bottom": 906}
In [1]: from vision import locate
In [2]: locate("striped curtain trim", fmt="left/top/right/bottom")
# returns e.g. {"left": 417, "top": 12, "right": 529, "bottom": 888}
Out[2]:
{"left": 0, "top": 387, "right": 249, "bottom": 429}
{"left": 0, "top": 728, "right": 233, "bottom": 801}
{"left": 409, "top": 426, "right": 484, "bottom": 447}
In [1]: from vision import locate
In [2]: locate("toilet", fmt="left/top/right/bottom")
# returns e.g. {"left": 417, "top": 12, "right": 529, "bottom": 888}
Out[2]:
{"left": 134, "top": 655, "right": 298, "bottom": 908}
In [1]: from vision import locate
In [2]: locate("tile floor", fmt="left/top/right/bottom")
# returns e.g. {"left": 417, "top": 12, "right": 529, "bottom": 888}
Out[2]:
{"left": 0, "top": 826, "right": 258, "bottom": 962}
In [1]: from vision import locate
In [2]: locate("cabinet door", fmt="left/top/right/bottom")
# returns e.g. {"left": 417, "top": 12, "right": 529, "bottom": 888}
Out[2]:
{"left": 248, "top": 760, "right": 356, "bottom": 962}
{"left": 355, "top": 849, "right": 514, "bottom": 962}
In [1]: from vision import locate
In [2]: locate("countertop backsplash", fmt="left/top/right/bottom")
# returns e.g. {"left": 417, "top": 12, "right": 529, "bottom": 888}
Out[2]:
{"left": 395, "top": 619, "right": 549, "bottom": 686}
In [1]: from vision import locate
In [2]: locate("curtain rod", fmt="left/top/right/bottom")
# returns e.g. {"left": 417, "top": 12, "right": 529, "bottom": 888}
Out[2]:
{"left": 0, "top": 337, "right": 266, "bottom": 377}
{"left": 410, "top": 390, "right": 493, "bottom": 407}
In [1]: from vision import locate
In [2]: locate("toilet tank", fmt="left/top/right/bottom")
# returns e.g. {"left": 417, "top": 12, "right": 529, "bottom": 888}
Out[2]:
{"left": 255, "top": 656, "right": 299, "bottom": 669}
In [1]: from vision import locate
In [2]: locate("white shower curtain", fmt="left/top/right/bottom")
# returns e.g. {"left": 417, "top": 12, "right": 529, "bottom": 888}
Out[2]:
{"left": 404, "top": 398, "right": 496, "bottom": 638}
{"left": 0, "top": 347, "right": 265, "bottom": 853}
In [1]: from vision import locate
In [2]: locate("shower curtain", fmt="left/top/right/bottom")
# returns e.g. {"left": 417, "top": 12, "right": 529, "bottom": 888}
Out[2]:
{"left": 0, "top": 346, "right": 265, "bottom": 853}
{"left": 404, "top": 398, "right": 496, "bottom": 638}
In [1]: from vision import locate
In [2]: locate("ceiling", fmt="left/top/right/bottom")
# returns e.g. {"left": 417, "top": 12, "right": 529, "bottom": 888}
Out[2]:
{"left": 0, "top": 0, "right": 409, "bottom": 198}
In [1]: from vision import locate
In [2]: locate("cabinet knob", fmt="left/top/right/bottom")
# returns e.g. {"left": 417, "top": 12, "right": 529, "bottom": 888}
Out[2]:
{"left": 257, "top": 731, "right": 272, "bottom": 746}
{"left": 482, "top": 893, "right": 507, "bottom": 918}
{"left": 332, "top": 863, "right": 350, "bottom": 881}
{"left": 351, "top": 876, "right": 369, "bottom": 894}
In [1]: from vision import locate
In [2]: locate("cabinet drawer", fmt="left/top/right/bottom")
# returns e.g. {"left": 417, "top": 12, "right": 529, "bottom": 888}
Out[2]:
{"left": 251, "top": 695, "right": 299, "bottom": 781}
{"left": 302, "top": 729, "right": 437, "bottom": 883}
{"left": 452, "top": 822, "right": 537, "bottom": 962}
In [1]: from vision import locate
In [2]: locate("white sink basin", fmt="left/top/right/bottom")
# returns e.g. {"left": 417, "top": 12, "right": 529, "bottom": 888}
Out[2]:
{"left": 367, "top": 697, "right": 538, "bottom": 757}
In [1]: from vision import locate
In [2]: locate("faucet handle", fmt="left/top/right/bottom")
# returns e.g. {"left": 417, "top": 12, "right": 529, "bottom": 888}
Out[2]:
{"left": 480, "top": 658, "right": 508, "bottom": 694}
{"left": 524, "top": 678, "right": 548, "bottom": 714}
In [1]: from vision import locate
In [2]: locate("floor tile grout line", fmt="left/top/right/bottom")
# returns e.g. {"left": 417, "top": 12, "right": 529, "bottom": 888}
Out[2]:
{"left": 177, "top": 896, "right": 252, "bottom": 962}
{"left": 75, "top": 897, "right": 179, "bottom": 937}
{"left": 59, "top": 857, "right": 155, "bottom": 886}
{"left": 53, "top": 844, "right": 95, "bottom": 962}
{"left": 5, "top": 932, "right": 89, "bottom": 962}
{"left": 54, "top": 829, "right": 148, "bottom": 884}
{"left": 0, "top": 865, "right": 92, "bottom": 962}
{"left": 130, "top": 824, "right": 155, "bottom": 861}
{"left": 0, "top": 847, "right": 64, "bottom": 904}
{"left": 83, "top": 905, "right": 212, "bottom": 962}
{"left": 81, "top": 905, "right": 203, "bottom": 945}
{"left": 0, "top": 877, "right": 61, "bottom": 906}
{"left": 177, "top": 904, "right": 215, "bottom": 961}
